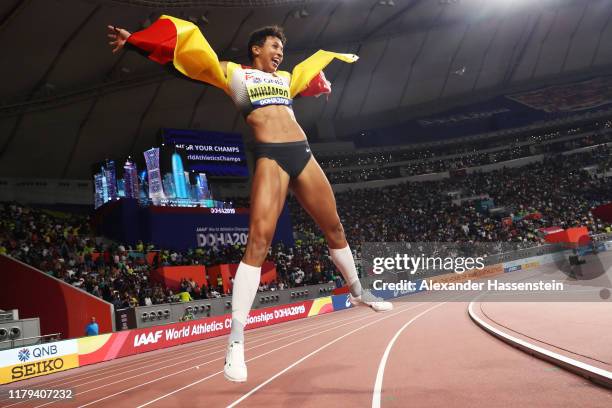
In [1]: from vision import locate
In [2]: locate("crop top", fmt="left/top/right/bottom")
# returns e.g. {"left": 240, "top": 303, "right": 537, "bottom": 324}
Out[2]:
{"left": 125, "top": 15, "right": 358, "bottom": 114}
{"left": 226, "top": 63, "right": 292, "bottom": 116}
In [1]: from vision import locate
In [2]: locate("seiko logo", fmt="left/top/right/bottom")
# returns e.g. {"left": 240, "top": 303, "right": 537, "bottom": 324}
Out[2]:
{"left": 11, "top": 358, "right": 65, "bottom": 379}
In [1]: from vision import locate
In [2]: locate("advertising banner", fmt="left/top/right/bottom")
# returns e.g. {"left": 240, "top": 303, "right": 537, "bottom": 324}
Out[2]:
{"left": 331, "top": 294, "right": 353, "bottom": 311}
{"left": 371, "top": 279, "right": 425, "bottom": 300}
{"left": 78, "top": 300, "right": 319, "bottom": 367}
{"left": 0, "top": 340, "right": 79, "bottom": 384}
{"left": 307, "top": 297, "right": 333, "bottom": 317}
{"left": 94, "top": 199, "right": 294, "bottom": 250}
{"left": 426, "top": 264, "right": 504, "bottom": 285}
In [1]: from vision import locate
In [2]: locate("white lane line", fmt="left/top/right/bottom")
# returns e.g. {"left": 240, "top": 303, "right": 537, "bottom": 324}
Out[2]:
{"left": 35, "top": 308, "right": 362, "bottom": 393}
{"left": 371, "top": 302, "right": 448, "bottom": 408}
{"left": 224, "top": 302, "right": 427, "bottom": 408}
{"left": 468, "top": 301, "right": 612, "bottom": 384}
{"left": 8, "top": 305, "right": 353, "bottom": 393}
{"left": 136, "top": 303, "right": 419, "bottom": 408}
{"left": 76, "top": 305, "right": 406, "bottom": 408}
{"left": 26, "top": 310, "right": 367, "bottom": 408}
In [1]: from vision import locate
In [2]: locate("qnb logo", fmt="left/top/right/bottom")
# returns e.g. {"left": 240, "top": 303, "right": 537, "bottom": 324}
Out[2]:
{"left": 17, "top": 348, "right": 30, "bottom": 362}
{"left": 345, "top": 295, "right": 351, "bottom": 308}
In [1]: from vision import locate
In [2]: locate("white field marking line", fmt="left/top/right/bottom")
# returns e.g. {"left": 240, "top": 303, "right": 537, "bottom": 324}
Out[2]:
{"left": 224, "top": 302, "right": 428, "bottom": 408}
{"left": 76, "top": 304, "right": 406, "bottom": 408}
{"left": 372, "top": 262, "right": 556, "bottom": 408}
{"left": 67, "top": 311, "right": 365, "bottom": 389}
{"left": 371, "top": 302, "right": 448, "bottom": 408}
{"left": 35, "top": 304, "right": 397, "bottom": 408}
{"left": 8, "top": 307, "right": 359, "bottom": 392}
{"left": 468, "top": 301, "right": 612, "bottom": 381}
{"left": 13, "top": 309, "right": 367, "bottom": 398}
{"left": 5, "top": 315, "right": 359, "bottom": 408}
{"left": 2, "top": 308, "right": 366, "bottom": 402}
{"left": 135, "top": 303, "right": 424, "bottom": 408}
{"left": 24, "top": 310, "right": 370, "bottom": 408}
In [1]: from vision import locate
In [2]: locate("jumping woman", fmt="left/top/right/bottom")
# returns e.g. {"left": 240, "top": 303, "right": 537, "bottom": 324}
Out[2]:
{"left": 107, "top": 15, "right": 392, "bottom": 383}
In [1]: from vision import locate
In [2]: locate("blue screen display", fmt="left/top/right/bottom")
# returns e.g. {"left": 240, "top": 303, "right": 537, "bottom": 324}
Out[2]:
{"left": 160, "top": 128, "right": 249, "bottom": 178}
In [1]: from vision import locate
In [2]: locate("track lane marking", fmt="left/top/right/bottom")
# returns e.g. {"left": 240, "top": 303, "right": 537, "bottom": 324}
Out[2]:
{"left": 25, "top": 309, "right": 369, "bottom": 408}
{"left": 224, "top": 302, "right": 429, "bottom": 408}
{"left": 72, "top": 304, "right": 409, "bottom": 408}
{"left": 1, "top": 305, "right": 359, "bottom": 393}
{"left": 371, "top": 302, "right": 448, "bottom": 408}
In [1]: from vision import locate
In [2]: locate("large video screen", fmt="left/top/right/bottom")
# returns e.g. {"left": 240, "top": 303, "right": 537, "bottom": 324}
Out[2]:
{"left": 92, "top": 128, "right": 250, "bottom": 209}
{"left": 160, "top": 128, "right": 249, "bottom": 178}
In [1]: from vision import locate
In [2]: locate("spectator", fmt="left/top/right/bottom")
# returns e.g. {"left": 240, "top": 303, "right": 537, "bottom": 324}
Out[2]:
{"left": 178, "top": 290, "right": 193, "bottom": 303}
{"left": 85, "top": 317, "right": 99, "bottom": 336}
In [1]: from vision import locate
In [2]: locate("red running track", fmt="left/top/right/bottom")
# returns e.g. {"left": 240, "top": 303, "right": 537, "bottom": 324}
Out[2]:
{"left": 1, "top": 281, "right": 611, "bottom": 407}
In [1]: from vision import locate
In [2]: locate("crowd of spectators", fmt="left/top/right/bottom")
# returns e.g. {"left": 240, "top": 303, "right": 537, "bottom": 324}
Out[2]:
{"left": 321, "top": 119, "right": 612, "bottom": 183}
{"left": 0, "top": 204, "right": 339, "bottom": 306}
{"left": 292, "top": 146, "right": 612, "bottom": 250}
{"left": 325, "top": 133, "right": 612, "bottom": 183}
{"left": 3, "top": 130, "right": 612, "bottom": 308}
{"left": 318, "top": 118, "right": 612, "bottom": 169}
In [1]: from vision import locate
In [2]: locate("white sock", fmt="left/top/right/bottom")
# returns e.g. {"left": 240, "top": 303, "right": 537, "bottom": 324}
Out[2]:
{"left": 329, "top": 245, "right": 363, "bottom": 298}
{"left": 229, "top": 261, "right": 261, "bottom": 344}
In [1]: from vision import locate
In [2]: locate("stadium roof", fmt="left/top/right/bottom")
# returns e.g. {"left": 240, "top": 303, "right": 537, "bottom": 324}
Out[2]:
{"left": 1, "top": 0, "right": 611, "bottom": 178}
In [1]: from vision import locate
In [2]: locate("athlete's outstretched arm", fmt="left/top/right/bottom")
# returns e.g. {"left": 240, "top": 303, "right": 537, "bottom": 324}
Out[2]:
{"left": 289, "top": 50, "right": 358, "bottom": 98}
{"left": 107, "top": 25, "right": 130, "bottom": 54}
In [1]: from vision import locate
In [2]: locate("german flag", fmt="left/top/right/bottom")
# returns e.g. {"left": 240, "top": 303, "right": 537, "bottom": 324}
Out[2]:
{"left": 127, "top": 15, "right": 358, "bottom": 97}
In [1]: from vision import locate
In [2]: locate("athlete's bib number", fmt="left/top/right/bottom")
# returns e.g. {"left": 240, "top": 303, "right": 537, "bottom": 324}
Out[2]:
{"left": 244, "top": 71, "right": 292, "bottom": 107}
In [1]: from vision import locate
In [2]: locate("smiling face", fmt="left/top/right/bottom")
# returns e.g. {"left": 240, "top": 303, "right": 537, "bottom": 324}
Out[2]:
{"left": 251, "top": 36, "right": 284, "bottom": 73}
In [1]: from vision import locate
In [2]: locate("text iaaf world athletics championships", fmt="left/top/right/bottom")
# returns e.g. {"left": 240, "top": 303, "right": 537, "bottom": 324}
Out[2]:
{"left": 133, "top": 305, "right": 306, "bottom": 347}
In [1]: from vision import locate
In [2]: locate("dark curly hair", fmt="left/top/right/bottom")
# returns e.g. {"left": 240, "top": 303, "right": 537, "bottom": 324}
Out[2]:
{"left": 247, "top": 25, "right": 286, "bottom": 63}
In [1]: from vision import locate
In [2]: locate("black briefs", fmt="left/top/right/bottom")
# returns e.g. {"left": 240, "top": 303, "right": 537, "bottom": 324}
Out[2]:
{"left": 254, "top": 140, "right": 312, "bottom": 179}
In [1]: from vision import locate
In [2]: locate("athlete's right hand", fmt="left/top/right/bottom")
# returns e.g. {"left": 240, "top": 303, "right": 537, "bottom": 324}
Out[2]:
{"left": 107, "top": 25, "right": 131, "bottom": 53}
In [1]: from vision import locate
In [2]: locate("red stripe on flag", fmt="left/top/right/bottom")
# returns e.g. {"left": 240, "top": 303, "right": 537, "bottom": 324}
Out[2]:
{"left": 127, "top": 18, "right": 177, "bottom": 64}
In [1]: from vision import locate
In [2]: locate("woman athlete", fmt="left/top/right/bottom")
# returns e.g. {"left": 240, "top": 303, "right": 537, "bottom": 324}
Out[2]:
{"left": 107, "top": 16, "right": 392, "bottom": 383}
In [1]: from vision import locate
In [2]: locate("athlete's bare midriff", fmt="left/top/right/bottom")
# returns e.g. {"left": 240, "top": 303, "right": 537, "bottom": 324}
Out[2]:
{"left": 246, "top": 105, "right": 307, "bottom": 144}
